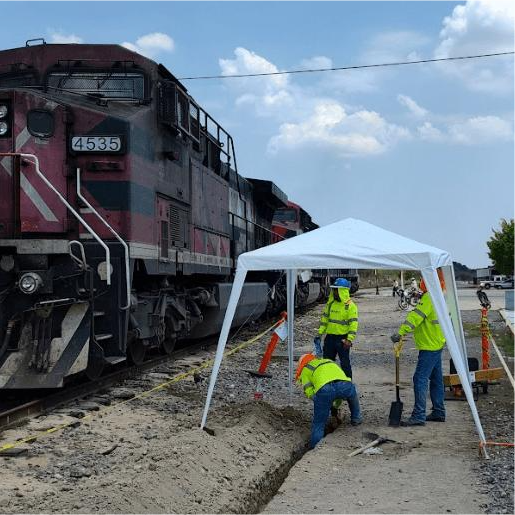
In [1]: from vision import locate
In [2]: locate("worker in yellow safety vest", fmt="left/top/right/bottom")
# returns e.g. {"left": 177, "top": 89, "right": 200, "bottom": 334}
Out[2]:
{"left": 296, "top": 353, "right": 362, "bottom": 448}
{"left": 315, "top": 278, "right": 358, "bottom": 378}
{"left": 391, "top": 269, "right": 446, "bottom": 426}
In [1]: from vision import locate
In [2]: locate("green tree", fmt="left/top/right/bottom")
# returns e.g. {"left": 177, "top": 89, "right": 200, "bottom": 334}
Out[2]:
{"left": 487, "top": 219, "right": 514, "bottom": 275}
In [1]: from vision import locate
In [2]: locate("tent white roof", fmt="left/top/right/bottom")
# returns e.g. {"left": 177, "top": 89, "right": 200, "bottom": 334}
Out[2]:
{"left": 201, "top": 218, "right": 487, "bottom": 451}
{"left": 238, "top": 218, "right": 451, "bottom": 272}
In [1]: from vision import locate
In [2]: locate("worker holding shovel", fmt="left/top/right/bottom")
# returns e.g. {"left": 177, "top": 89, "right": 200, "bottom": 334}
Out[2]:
{"left": 296, "top": 353, "right": 362, "bottom": 448}
{"left": 391, "top": 269, "right": 447, "bottom": 426}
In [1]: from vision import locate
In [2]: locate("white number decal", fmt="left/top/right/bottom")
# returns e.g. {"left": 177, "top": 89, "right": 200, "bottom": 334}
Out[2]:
{"left": 71, "top": 136, "right": 122, "bottom": 152}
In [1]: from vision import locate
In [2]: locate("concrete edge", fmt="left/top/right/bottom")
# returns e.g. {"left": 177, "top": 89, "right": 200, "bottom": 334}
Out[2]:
{"left": 499, "top": 309, "right": 515, "bottom": 335}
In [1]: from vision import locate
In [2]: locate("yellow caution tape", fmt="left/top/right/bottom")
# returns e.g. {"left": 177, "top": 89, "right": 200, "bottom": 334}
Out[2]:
{"left": 0, "top": 322, "right": 276, "bottom": 453}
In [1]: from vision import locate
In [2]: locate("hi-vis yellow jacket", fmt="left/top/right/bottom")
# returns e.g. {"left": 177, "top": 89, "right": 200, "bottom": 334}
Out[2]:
{"left": 299, "top": 358, "right": 351, "bottom": 399}
{"left": 398, "top": 292, "right": 445, "bottom": 351}
{"left": 318, "top": 288, "right": 359, "bottom": 340}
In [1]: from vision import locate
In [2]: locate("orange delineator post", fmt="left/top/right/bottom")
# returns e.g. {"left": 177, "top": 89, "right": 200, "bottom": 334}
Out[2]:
{"left": 450, "top": 304, "right": 494, "bottom": 398}
{"left": 480, "top": 306, "right": 490, "bottom": 370}
{"left": 257, "top": 312, "right": 287, "bottom": 375}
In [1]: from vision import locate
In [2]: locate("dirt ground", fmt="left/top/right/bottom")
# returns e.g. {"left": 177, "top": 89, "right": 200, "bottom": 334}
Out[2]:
{"left": 0, "top": 292, "right": 513, "bottom": 514}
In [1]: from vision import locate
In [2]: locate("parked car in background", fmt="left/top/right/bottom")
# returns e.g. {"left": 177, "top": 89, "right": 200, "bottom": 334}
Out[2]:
{"left": 494, "top": 278, "right": 514, "bottom": 289}
{"left": 480, "top": 275, "right": 508, "bottom": 289}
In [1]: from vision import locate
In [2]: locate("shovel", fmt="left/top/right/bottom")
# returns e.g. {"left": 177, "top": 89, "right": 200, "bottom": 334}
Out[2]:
{"left": 348, "top": 432, "right": 397, "bottom": 457}
{"left": 388, "top": 342, "right": 403, "bottom": 426}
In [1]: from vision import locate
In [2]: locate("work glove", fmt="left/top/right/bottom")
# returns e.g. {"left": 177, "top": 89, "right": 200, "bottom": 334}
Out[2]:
{"left": 313, "top": 336, "right": 323, "bottom": 357}
{"left": 390, "top": 333, "right": 401, "bottom": 343}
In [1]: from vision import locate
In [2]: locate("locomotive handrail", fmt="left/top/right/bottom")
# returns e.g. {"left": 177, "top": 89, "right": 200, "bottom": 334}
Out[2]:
{"left": 0, "top": 153, "right": 111, "bottom": 285}
{"left": 229, "top": 212, "right": 286, "bottom": 240}
{"left": 76, "top": 168, "right": 131, "bottom": 310}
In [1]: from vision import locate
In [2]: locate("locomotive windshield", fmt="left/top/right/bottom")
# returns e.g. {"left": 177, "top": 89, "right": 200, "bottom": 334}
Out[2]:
{"left": 46, "top": 70, "right": 145, "bottom": 100}
{"left": 273, "top": 209, "right": 297, "bottom": 222}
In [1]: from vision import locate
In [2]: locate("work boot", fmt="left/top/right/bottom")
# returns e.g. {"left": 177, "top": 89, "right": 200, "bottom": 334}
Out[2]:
{"left": 350, "top": 418, "right": 363, "bottom": 426}
{"left": 400, "top": 418, "right": 425, "bottom": 427}
{"left": 425, "top": 413, "right": 445, "bottom": 422}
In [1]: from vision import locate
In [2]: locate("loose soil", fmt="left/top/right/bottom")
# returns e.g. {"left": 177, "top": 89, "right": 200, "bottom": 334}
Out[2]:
{"left": 0, "top": 291, "right": 513, "bottom": 514}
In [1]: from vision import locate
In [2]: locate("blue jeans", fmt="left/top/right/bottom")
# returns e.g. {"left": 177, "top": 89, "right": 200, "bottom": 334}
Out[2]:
{"left": 311, "top": 381, "right": 361, "bottom": 448}
{"left": 323, "top": 334, "right": 352, "bottom": 378}
{"left": 411, "top": 349, "right": 446, "bottom": 422}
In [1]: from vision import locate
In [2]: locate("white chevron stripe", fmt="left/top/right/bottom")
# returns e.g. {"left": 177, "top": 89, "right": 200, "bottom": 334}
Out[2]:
{"left": 0, "top": 101, "right": 59, "bottom": 222}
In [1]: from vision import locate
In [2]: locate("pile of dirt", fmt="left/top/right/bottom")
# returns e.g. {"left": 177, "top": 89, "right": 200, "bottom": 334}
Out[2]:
{"left": 0, "top": 356, "right": 311, "bottom": 514}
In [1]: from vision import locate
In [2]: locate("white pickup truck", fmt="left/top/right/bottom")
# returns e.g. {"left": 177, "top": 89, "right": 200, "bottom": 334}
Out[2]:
{"left": 479, "top": 275, "right": 509, "bottom": 289}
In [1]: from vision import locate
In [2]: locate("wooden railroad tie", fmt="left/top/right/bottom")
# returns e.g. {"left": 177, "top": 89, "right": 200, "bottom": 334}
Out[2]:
{"left": 443, "top": 367, "right": 504, "bottom": 387}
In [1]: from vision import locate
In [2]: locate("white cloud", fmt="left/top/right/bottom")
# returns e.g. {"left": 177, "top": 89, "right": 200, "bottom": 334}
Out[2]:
{"left": 417, "top": 122, "right": 444, "bottom": 141}
{"left": 397, "top": 94, "right": 428, "bottom": 118}
{"left": 121, "top": 33, "right": 174, "bottom": 59}
{"left": 448, "top": 115, "right": 513, "bottom": 144}
{"left": 416, "top": 116, "right": 513, "bottom": 145}
{"left": 219, "top": 47, "right": 293, "bottom": 114}
{"left": 48, "top": 30, "right": 83, "bottom": 44}
{"left": 434, "top": 1, "right": 514, "bottom": 94}
{"left": 268, "top": 100, "right": 410, "bottom": 157}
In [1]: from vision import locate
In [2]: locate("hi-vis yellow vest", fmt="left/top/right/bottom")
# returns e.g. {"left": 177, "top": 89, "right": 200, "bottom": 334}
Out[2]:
{"left": 318, "top": 288, "right": 358, "bottom": 340}
{"left": 399, "top": 292, "right": 445, "bottom": 351}
{"left": 299, "top": 358, "right": 350, "bottom": 399}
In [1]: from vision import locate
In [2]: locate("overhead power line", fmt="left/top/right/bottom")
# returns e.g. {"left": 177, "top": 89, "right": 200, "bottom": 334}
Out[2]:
{"left": 178, "top": 51, "right": 514, "bottom": 81}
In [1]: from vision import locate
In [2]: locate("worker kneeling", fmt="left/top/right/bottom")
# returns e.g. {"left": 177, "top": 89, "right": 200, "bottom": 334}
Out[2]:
{"left": 296, "top": 353, "right": 362, "bottom": 449}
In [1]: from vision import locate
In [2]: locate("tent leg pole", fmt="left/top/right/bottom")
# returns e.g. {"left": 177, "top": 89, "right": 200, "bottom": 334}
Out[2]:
{"left": 287, "top": 269, "right": 296, "bottom": 405}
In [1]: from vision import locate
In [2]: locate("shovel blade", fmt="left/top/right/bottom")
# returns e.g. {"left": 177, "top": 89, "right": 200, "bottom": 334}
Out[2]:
{"left": 388, "top": 400, "right": 403, "bottom": 427}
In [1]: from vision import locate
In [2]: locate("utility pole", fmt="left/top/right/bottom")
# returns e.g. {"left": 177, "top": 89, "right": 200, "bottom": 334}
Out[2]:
{"left": 375, "top": 269, "right": 379, "bottom": 295}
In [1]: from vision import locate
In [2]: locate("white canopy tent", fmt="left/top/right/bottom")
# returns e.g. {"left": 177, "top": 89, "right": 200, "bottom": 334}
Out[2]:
{"left": 200, "top": 218, "right": 486, "bottom": 445}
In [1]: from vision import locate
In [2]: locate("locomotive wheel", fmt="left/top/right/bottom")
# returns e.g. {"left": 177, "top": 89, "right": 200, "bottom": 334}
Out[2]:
{"left": 159, "top": 310, "right": 177, "bottom": 356}
{"left": 127, "top": 337, "right": 146, "bottom": 366}
{"left": 159, "top": 336, "right": 177, "bottom": 356}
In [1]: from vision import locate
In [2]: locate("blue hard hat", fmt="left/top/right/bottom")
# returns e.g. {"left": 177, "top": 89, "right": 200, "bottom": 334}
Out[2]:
{"left": 331, "top": 278, "right": 351, "bottom": 289}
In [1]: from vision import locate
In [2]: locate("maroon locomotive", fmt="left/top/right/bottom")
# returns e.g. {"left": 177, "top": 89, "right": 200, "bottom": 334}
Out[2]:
{"left": 0, "top": 41, "right": 325, "bottom": 389}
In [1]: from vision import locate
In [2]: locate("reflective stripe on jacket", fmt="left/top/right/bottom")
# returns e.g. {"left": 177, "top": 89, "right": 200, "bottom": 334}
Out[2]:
{"left": 299, "top": 358, "right": 351, "bottom": 399}
{"left": 318, "top": 288, "right": 359, "bottom": 340}
{"left": 398, "top": 292, "right": 445, "bottom": 351}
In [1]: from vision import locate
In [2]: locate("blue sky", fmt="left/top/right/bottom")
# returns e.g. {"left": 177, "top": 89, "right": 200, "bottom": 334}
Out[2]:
{"left": 1, "top": 1, "right": 513, "bottom": 267}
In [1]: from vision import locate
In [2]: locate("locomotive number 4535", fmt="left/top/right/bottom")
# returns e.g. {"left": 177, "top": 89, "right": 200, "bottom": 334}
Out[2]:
{"left": 71, "top": 135, "right": 122, "bottom": 153}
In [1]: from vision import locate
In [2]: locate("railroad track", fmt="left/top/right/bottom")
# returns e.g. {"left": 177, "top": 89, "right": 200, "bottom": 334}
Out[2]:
{"left": 0, "top": 338, "right": 216, "bottom": 432}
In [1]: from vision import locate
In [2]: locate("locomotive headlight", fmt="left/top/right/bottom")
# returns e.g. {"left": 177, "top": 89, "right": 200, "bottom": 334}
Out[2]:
{"left": 0, "top": 105, "right": 7, "bottom": 119}
{"left": 18, "top": 272, "right": 43, "bottom": 294}
{"left": 0, "top": 121, "right": 8, "bottom": 136}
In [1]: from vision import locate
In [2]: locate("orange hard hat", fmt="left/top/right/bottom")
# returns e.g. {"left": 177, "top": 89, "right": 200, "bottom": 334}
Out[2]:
{"left": 420, "top": 268, "right": 446, "bottom": 293}
{"left": 295, "top": 353, "right": 315, "bottom": 380}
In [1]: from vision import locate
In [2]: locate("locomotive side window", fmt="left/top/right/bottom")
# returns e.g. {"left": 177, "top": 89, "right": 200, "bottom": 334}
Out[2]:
{"left": 27, "top": 110, "right": 54, "bottom": 138}
{"left": 46, "top": 71, "right": 145, "bottom": 100}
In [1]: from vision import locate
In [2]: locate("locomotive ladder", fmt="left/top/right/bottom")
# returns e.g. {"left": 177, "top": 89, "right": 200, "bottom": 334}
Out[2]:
{"left": 76, "top": 168, "right": 131, "bottom": 310}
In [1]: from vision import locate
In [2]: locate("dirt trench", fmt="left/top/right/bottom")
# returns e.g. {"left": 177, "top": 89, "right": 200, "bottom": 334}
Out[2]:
{"left": 0, "top": 312, "right": 318, "bottom": 514}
